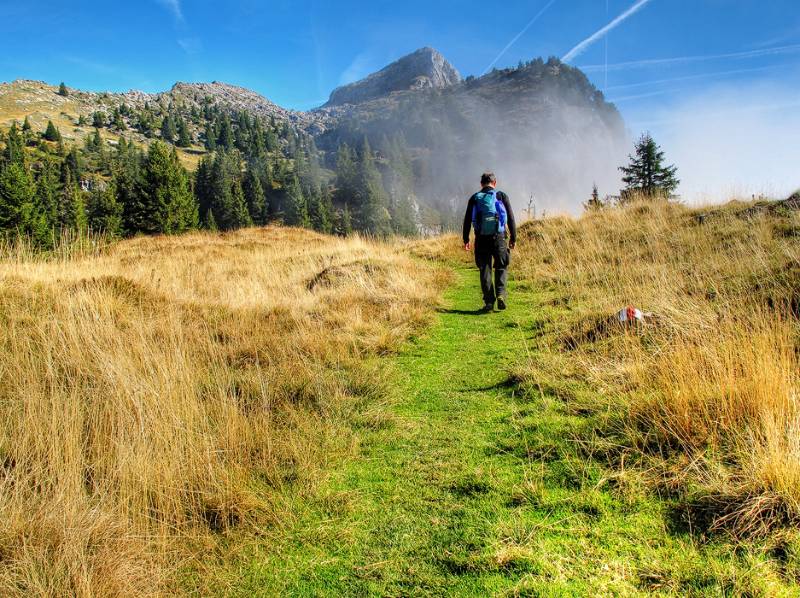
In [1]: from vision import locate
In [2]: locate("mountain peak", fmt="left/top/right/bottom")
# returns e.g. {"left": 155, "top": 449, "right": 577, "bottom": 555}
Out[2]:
{"left": 325, "top": 47, "right": 462, "bottom": 107}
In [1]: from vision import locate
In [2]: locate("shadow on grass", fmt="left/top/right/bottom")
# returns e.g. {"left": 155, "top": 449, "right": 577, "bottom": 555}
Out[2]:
{"left": 463, "top": 376, "right": 521, "bottom": 393}
{"left": 438, "top": 308, "right": 491, "bottom": 316}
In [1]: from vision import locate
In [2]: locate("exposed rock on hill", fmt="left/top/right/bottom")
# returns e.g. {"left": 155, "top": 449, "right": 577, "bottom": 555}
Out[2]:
{"left": 325, "top": 47, "right": 462, "bottom": 107}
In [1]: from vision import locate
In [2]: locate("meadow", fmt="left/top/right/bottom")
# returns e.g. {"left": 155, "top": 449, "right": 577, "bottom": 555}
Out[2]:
{"left": 0, "top": 227, "right": 442, "bottom": 596}
{"left": 512, "top": 197, "right": 800, "bottom": 541}
{"left": 2, "top": 195, "right": 800, "bottom": 596}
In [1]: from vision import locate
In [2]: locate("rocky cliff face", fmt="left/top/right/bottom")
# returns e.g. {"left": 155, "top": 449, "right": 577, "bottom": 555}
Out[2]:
{"left": 325, "top": 47, "right": 462, "bottom": 107}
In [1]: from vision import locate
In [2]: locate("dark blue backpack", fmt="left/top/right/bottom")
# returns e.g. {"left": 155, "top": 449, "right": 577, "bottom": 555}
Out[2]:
{"left": 472, "top": 190, "right": 507, "bottom": 236}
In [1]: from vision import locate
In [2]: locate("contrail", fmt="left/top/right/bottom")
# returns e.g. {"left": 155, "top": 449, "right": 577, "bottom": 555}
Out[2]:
{"left": 579, "top": 43, "right": 800, "bottom": 72}
{"left": 604, "top": 64, "right": 782, "bottom": 92}
{"left": 563, "top": 0, "right": 653, "bottom": 63}
{"left": 483, "top": 0, "right": 558, "bottom": 75}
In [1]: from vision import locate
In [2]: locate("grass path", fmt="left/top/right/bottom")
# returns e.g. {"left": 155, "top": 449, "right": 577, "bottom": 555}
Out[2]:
{"left": 227, "top": 265, "right": 770, "bottom": 596}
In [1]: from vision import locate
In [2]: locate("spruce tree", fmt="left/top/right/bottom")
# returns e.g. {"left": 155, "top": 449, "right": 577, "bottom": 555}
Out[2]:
{"left": 335, "top": 205, "right": 353, "bottom": 237}
{"left": 619, "top": 133, "right": 679, "bottom": 199}
{"left": 176, "top": 117, "right": 191, "bottom": 147}
{"left": 113, "top": 110, "right": 127, "bottom": 131}
{"left": 216, "top": 114, "right": 234, "bottom": 149}
{"left": 93, "top": 111, "right": 106, "bottom": 128}
{"left": 86, "top": 181, "right": 123, "bottom": 237}
{"left": 243, "top": 167, "right": 268, "bottom": 224}
{"left": 44, "top": 120, "right": 62, "bottom": 142}
{"left": 55, "top": 168, "right": 86, "bottom": 232}
{"left": 3, "top": 122, "right": 25, "bottom": 166}
{"left": 204, "top": 123, "right": 217, "bottom": 150}
{"left": 58, "top": 82, "right": 68, "bottom": 96}
{"left": 140, "top": 142, "right": 197, "bottom": 234}
{"left": 309, "top": 188, "right": 333, "bottom": 233}
{"left": 355, "top": 138, "right": 391, "bottom": 235}
{"left": 21, "top": 116, "right": 33, "bottom": 145}
{"left": 207, "top": 150, "right": 249, "bottom": 230}
{"left": 0, "top": 162, "right": 35, "bottom": 232}
{"left": 160, "top": 115, "right": 177, "bottom": 143}
{"left": 31, "top": 160, "right": 59, "bottom": 245}
{"left": 284, "top": 175, "right": 309, "bottom": 227}
{"left": 584, "top": 183, "right": 604, "bottom": 211}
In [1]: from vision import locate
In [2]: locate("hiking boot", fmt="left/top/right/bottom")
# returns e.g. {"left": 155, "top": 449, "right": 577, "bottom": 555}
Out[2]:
{"left": 497, "top": 297, "right": 507, "bottom": 310}
{"left": 481, "top": 302, "right": 494, "bottom": 313}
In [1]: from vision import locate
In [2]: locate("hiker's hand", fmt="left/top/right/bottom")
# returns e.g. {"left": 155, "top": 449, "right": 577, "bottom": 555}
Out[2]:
{"left": 463, "top": 242, "right": 471, "bottom": 251}
{"left": 509, "top": 241, "right": 516, "bottom": 250}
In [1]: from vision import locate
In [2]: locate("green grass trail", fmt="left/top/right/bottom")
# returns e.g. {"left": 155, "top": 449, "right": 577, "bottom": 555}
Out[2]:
{"left": 227, "top": 266, "right": 782, "bottom": 596}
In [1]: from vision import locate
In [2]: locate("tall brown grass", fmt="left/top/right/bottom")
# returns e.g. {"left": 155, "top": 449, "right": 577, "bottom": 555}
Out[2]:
{"left": 513, "top": 198, "right": 800, "bottom": 536}
{"left": 0, "top": 226, "right": 443, "bottom": 596}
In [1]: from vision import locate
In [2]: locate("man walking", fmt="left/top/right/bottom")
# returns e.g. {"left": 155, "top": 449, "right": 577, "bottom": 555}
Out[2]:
{"left": 462, "top": 172, "right": 517, "bottom": 312}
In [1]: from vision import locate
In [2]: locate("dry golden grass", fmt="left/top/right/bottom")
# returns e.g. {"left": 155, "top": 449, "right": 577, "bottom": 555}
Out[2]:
{"left": 0, "top": 226, "right": 444, "bottom": 596}
{"left": 513, "top": 198, "right": 800, "bottom": 537}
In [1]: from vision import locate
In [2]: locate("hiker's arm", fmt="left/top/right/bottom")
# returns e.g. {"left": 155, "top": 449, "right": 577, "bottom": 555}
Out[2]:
{"left": 501, "top": 193, "right": 517, "bottom": 247}
{"left": 462, "top": 197, "right": 475, "bottom": 247}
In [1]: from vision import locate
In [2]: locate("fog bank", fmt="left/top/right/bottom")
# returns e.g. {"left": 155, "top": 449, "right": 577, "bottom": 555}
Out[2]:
{"left": 630, "top": 81, "right": 800, "bottom": 204}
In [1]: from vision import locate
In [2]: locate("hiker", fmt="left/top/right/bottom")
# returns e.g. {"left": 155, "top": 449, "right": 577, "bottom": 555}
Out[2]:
{"left": 462, "top": 172, "right": 517, "bottom": 312}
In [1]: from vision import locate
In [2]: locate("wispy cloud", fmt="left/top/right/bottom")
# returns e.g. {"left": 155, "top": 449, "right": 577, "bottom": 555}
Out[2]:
{"left": 339, "top": 52, "right": 374, "bottom": 86}
{"left": 607, "top": 89, "right": 670, "bottom": 103}
{"left": 156, "top": 0, "right": 183, "bottom": 23}
{"left": 563, "top": 0, "right": 653, "bottom": 63}
{"left": 178, "top": 37, "right": 202, "bottom": 55}
{"left": 482, "top": 0, "right": 558, "bottom": 75}
{"left": 580, "top": 44, "right": 800, "bottom": 72}
{"left": 63, "top": 55, "right": 116, "bottom": 75}
{"left": 604, "top": 65, "right": 782, "bottom": 92}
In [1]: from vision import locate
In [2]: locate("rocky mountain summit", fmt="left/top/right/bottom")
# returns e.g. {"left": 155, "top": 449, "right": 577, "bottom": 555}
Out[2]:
{"left": 325, "top": 47, "right": 462, "bottom": 107}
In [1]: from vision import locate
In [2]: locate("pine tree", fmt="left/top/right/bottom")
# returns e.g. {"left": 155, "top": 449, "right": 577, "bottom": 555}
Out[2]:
{"left": 160, "top": 115, "right": 177, "bottom": 143}
{"left": 216, "top": 114, "right": 234, "bottom": 149}
{"left": 21, "top": 116, "right": 33, "bottom": 145}
{"left": 0, "top": 162, "right": 35, "bottom": 232}
{"left": 334, "top": 143, "right": 358, "bottom": 205}
{"left": 228, "top": 179, "right": 252, "bottom": 229}
{"left": 384, "top": 134, "right": 417, "bottom": 235}
{"left": 619, "top": 133, "right": 679, "bottom": 199}
{"left": 176, "top": 117, "right": 191, "bottom": 147}
{"left": 243, "top": 167, "right": 268, "bottom": 224}
{"left": 309, "top": 188, "right": 333, "bottom": 234}
{"left": 113, "top": 110, "right": 127, "bottom": 131}
{"left": 207, "top": 150, "right": 249, "bottom": 230}
{"left": 3, "top": 122, "right": 25, "bottom": 166}
{"left": 334, "top": 205, "right": 353, "bottom": 237}
{"left": 44, "top": 120, "right": 62, "bottom": 142}
{"left": 284, "top": 175, "right": 309, "bottom": 227}
{"left": 128, "top": 141, "right": 197, "bottom": 234}
{"left": 117, "top": 141, "right": 146, "bottom": 235}
{"left": 58, "top": 82, "right": 68, "bottom": 96}
{"left": 204, "top": 123, "right": 217, "bottom": 150}
{"left": 93, "top": 111, "right": 106, "bottom": 128}
{"left": 584, "top": 183, "right": 604, "bottom": 211}
{"left": 55, "top": 168, "right": 86, "bottom": 232}
{"left": 30, "top": 160, "right": 59, "bottom": 245}
{"left": 355, "top": 138, "right": 391, "bottom": 235}
{"left": 86, "top": 180, "right": 123, "bottom": 237}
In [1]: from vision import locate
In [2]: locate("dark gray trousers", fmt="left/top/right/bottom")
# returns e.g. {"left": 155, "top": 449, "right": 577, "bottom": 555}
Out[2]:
{"left": 474, "top": 234, "right": 510, "bottom": 305}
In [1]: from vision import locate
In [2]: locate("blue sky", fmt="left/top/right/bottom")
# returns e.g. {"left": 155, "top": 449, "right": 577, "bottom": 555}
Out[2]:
{"left": 1, "top": 0, "right": 796, "bottom": 109}
{"left": 3, "top": 0, "right": 799, "bottom": 199}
